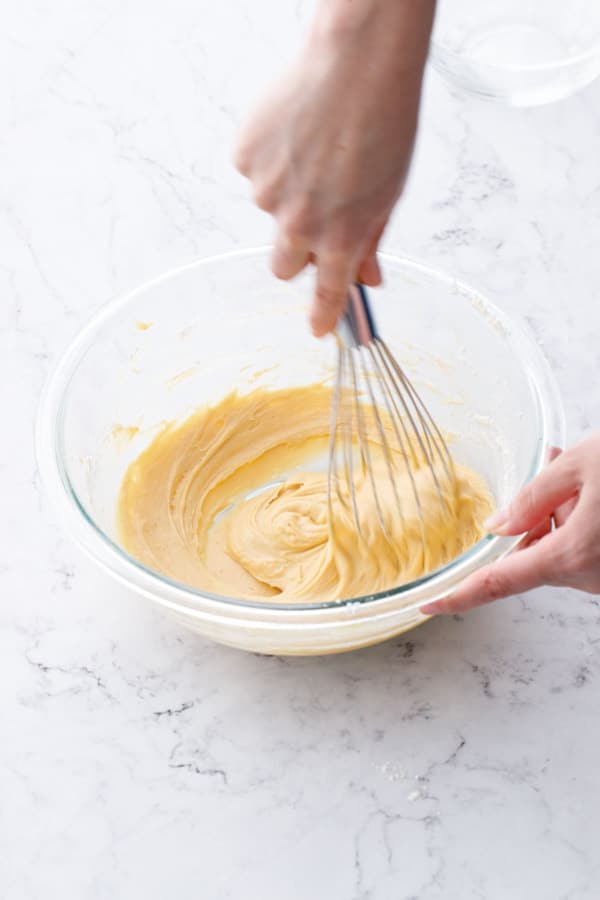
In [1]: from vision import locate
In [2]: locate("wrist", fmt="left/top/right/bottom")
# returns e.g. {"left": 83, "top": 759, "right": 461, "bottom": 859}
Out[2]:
{"left": 315, "top": 0, "right": 390, "bottom": 36}
{"left": 312, "top": 0, "right": 435, "bottom": 61}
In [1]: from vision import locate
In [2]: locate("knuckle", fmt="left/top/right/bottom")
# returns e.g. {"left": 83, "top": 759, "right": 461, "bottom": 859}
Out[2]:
{"left": 514, "top": 479, "right": 546, "bottom": 526}
{"left": 315, "top": 284, "right": 345, "bottom": 309}
{"left": 551, "top": 539, "right": 586, "bottom": 582}
{"left": 281, "top": 219, "right": 309, "bottom": 247}
{"left": 560, "top": 454, "right": 581, "bottom": 486}
{"left": 253, "top": 182, "right": 277, "bottom": 212}
{"left": 233, "top": 141, "right": 251, "bottom": 176}
{"left": 270, "top": 257, "right": 288, "bottom": 280}
{"left": 563, "top": 536, "right": 594, "bottom": 574}
{"left": 480, "top": 568, "right": 509, "bottom": 602}
{"left": 548, "top": 548, "right": 571, "bottom": 583}
{"left": 235, "top": 156, "right": 249, "bottom": 177}
{"left": 322, "top": 220, "right": 363, "bottom": 259}
{"left": 282, "top": 208, "right": 313, "bottom": 244}
{"left": 517, "top": 485, "right": 537, "bottom": 521}
{"left": 323, "top": 233, "right": 356, "bottom": 257}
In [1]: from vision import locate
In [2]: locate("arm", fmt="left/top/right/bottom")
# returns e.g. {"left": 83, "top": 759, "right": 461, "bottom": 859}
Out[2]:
{"left": 235, "top": 0, "right": 436, "bottom": 335}
{"left": 423, "top": 435, "right": 600, "bottom": 615}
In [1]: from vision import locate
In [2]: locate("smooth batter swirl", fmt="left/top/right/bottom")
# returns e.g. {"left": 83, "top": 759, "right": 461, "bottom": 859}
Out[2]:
{"left": 118, "top": 385, "right": 494, "bottom": 602}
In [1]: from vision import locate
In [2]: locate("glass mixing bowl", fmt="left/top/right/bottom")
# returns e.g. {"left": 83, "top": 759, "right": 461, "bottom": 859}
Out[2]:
{"left": 36, "top": 249, "right": 564, "bottom": 655}
{"left": 431, "top": 0, "right": 600, "bottom": 106}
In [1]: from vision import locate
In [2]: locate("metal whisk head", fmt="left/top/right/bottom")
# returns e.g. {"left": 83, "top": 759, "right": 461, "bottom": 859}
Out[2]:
{"left": 327, "top": 283, "right": 455, "bottom": 545}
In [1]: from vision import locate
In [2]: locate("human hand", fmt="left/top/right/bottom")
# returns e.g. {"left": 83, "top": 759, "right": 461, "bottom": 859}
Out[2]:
{"left": 235, "top": 0, "right": 435, "bottom": 337}
{"left": 423, "top": 434, "right": 600, "bottom": 615}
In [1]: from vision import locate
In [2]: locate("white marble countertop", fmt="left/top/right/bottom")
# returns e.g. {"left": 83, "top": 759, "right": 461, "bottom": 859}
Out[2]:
{"left": 4, "top": 1, "right": 600, "bottom": 897}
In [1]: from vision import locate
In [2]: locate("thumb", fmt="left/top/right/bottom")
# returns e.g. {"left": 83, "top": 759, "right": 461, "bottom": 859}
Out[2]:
{"left": 486, "top": 448, "right": 578, "bottom": 536}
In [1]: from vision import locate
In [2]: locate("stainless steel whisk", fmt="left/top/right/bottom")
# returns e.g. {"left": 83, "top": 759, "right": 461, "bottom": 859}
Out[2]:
{"left": 327, "top": 283, "right": 455, "bottom": 542}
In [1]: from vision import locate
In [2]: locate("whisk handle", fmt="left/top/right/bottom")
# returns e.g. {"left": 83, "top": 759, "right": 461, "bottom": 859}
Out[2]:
{"left": 338, "top": 283, "right": 379, "bottom": 348}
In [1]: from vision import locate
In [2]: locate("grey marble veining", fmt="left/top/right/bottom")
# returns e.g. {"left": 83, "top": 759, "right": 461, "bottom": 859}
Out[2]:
{"left": 2, "top": 1, "right": 600, "bottom": 897}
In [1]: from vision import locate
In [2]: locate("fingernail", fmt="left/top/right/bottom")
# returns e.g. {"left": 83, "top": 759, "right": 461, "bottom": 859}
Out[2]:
{"left": 422, "top": 601, "right": 445, "bottom": 616}
{"left": 484, "top": 508, "right": 509, "bottom": 534}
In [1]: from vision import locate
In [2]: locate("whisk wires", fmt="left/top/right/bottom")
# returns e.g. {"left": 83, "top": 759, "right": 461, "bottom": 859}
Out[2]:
{"left": 327, "top": 284, "right": 456, "bottom": 555}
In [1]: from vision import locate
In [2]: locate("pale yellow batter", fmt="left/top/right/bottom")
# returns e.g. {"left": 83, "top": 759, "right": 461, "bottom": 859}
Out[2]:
{"left": 118, "top": 385, "right": 494, "bottom": 602}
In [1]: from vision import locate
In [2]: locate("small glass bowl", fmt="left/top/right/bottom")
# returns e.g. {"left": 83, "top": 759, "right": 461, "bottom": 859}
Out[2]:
{"left": 431, "top": 0, "right": 600, "bottom": 106}
{"left": 36, "top": 249, "right": 564, "bottom": 655}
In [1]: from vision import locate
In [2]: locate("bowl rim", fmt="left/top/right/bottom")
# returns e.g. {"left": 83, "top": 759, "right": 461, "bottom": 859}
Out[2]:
{"left": 36, "top": 247, "right": 566, "bottom": 617}
{"left": 430, "top": 22, "right": 600, "bottom": 74}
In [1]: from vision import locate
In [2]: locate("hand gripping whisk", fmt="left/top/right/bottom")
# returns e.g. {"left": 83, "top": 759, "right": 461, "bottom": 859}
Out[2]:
{"left": 327, "top": 283, "right": 455, "bottom": 543}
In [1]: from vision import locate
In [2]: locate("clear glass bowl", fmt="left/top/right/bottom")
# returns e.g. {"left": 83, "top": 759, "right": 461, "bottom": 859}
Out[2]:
{"left": 431, "top": 0, "right": 600, "bottom": 106}
{"left": 36, "top": 249, "right": 564, "bottom": 655}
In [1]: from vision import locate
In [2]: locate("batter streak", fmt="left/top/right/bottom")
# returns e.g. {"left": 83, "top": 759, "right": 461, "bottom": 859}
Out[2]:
{"left": 118, "top": 384, "right": 494, "bottom": 601}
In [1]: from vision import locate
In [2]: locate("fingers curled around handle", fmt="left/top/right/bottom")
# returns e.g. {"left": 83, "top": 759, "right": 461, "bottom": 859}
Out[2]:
{"left": 357, "top": 253, "right": 382, "bottom": 287}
